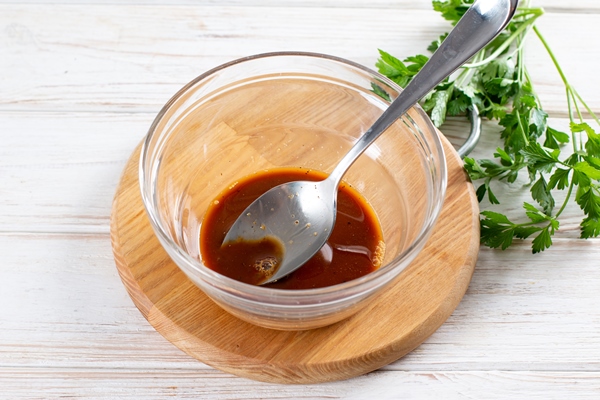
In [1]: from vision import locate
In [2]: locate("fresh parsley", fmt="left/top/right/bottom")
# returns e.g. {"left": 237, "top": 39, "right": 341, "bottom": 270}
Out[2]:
{"left": 375, "top": 0, "right": 600, "bottom": 253}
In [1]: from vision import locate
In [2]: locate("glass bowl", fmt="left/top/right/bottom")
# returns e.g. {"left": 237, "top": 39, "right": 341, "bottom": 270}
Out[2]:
{"left": 139, "top": 52, "right": 447, "bottom": 330}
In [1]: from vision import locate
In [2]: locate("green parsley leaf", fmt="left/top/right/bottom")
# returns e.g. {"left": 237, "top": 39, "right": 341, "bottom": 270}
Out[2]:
{"left": 423, "top": 88, "right": 451, "bottom": 127}
{"left": 544, "top": 126, "right": 570, "bottom": 149}
{"left": 521, "top": 142, "right": 559, "bottom": 172}
{"left": 581, "top": 217, "right": 600, "bottom": 239}
{"left": 480, "top": 211, "right": 517, "bottom": 249}
{"left": 576, "top": 187, "right": 600, "bottom": 219}
{"left": 532, "top": 223, "right": 556, "bottom": 253}
{"left": 463, "top": 157, "right": 487, "bottom": 180}
{"left": 548, "top": 168, "right": 570, "bottom": 190}
{"left": 371, "top": 82, "right": 391, "bottom": 102}
{"left": 433, "top": 0, "right": 474, "bottom": 24}
{"left": 574, "top": 161, "right": 600, "bottom": 181}
{"left": 531, "top": 176, "right": 555, "bottom": 214}
{"left": 523, "top": 202, "right": 549, "bottom": 224}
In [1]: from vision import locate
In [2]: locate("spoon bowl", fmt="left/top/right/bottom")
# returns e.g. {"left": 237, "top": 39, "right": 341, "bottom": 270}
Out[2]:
{"left": 223, "top": 178, "right": 339, "bottom": 283}
{"left": 224, "top": 0, "right": 519, "bottom": 284}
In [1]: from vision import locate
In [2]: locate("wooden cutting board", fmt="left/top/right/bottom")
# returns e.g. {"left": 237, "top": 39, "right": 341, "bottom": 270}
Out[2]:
{"left": 110, "top": 134, "right": 479, "bottom": 384}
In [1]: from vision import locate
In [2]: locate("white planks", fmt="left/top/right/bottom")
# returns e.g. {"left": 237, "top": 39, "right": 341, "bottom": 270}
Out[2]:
{"left": 399, "top": 241, "right": 600, "bottom": 372}
{"left": 1, "top": 0, "right": 598, "bottom": 12}
{"left": 1, "top": 234, "right": 599, "bottom": 398}
{"left": 1, "top": 0, "right": 600, "bottom": 398}
{"left": 345, "top": 371, "right": 600, "bottom": 400}
{"left": 0, "top": 112, "right": 149, "bottom": 233}
{"left": 0, "top": 4, "right": 445, "bottom": 112}
{"left": 2, "top": 235, "right": 598, "bottom": 371}
{"left": 0, "top": 234, "right": 202, "bottom": 370}
{"left": 1, "top": 369, "right": 599, "bottom": 399}
{"left": 0, "top": 112, "right": 589, "bottom": 238}
{"left": 1, "top": 5, "right": 599, "bottom": 114}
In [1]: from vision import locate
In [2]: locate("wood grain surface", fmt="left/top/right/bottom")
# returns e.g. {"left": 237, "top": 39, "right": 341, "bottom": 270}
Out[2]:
{"left": 2, "top": 1, "right": 600, "bottom": 398}
{"left": 110, "top": 131, "right": 479, "bottom": 383}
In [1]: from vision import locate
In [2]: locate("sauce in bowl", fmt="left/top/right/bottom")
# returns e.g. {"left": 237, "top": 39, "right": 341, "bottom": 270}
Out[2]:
{"left": 200, "top": 167, "right": 385, "bottom": 289}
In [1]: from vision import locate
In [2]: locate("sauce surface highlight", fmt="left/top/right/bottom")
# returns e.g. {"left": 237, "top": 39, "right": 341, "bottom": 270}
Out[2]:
{"left": 200, "top": 168, "right": 385, "bottom": 289}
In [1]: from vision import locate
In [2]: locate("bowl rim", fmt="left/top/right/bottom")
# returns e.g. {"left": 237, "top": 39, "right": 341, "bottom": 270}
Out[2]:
{"left": 139, "top": 51, "right": 447, "bottom": 301}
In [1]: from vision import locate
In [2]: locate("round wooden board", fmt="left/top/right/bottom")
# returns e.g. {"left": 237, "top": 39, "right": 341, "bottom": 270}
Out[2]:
{"left": 110, "top": 134, "right": 479, "bottom": 384}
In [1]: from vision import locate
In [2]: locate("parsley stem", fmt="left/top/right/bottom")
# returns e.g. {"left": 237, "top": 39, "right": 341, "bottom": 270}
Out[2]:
{"left": 517, "top": 41, "right": 526, "bottom": 86}
{"left": 455, "top": 64, "right": 473, "bottom": 88}
{"left": 524, "top": 67, "right": 542, "bottom": 106}
{"left": 555, "top": 179, "right": 575, "bottom": 219}
{"left": 568, "top": 89, "right": 584, "bottom": 151}
{"left": 574, "top": 90, "right": 600, "bottom": 125}
{"left": 565, "top": 88, "right": 579, "bottom": 151}
{"left": 512, "top": 9, "right": 543, "bottom": 19}
{"left": 532, "top": 25, "right": 585, "bottom": 152}
{"left": 464, "top": 14, "right": 540, "bottom": 69}
{"left": 571, "top": 89, "right": 585, "bottom": 123}
{"left": 532, "top": 26, "right": 569, "bottom": 88}
{"left": 515, "top": 108, "right": 529, "bottom": 147}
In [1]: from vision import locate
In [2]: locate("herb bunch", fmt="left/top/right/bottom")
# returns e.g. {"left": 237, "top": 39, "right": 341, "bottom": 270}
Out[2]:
{"left": 375, "top": 0, "right": 600, "bottom": 253}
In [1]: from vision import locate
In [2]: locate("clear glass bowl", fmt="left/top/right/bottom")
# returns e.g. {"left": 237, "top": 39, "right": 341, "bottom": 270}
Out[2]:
{"left": 140, "top": 52, "right": 447, "bottom": 330}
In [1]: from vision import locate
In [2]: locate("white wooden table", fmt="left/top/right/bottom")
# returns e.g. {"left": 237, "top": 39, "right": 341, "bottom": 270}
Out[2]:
{"left": 2, "top": 1, "right": 599, "bottom": 398}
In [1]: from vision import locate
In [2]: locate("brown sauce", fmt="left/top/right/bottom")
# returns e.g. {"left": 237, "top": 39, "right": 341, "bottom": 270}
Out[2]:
{"left": 199, "top": 168, "right": 385, "bottom": 289}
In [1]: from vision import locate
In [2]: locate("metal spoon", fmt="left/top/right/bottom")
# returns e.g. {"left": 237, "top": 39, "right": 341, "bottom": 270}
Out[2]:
{"left": 223, "top": 0, "right": 519, "bottom": 284}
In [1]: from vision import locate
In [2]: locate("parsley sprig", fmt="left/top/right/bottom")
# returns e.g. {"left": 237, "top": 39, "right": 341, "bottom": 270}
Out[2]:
{"left": 375, "top": 0, "right": 600, "bottom": 253}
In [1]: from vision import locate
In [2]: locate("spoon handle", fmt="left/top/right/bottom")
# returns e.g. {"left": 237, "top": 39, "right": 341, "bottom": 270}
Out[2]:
{"left": 328, "top": 0, "right": 519, "bottom": 185}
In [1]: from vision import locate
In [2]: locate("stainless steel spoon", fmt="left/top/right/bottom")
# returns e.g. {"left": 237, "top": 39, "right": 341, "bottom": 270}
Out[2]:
{"left": 223, "top": 0, "right": 519, "bottom": 284}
